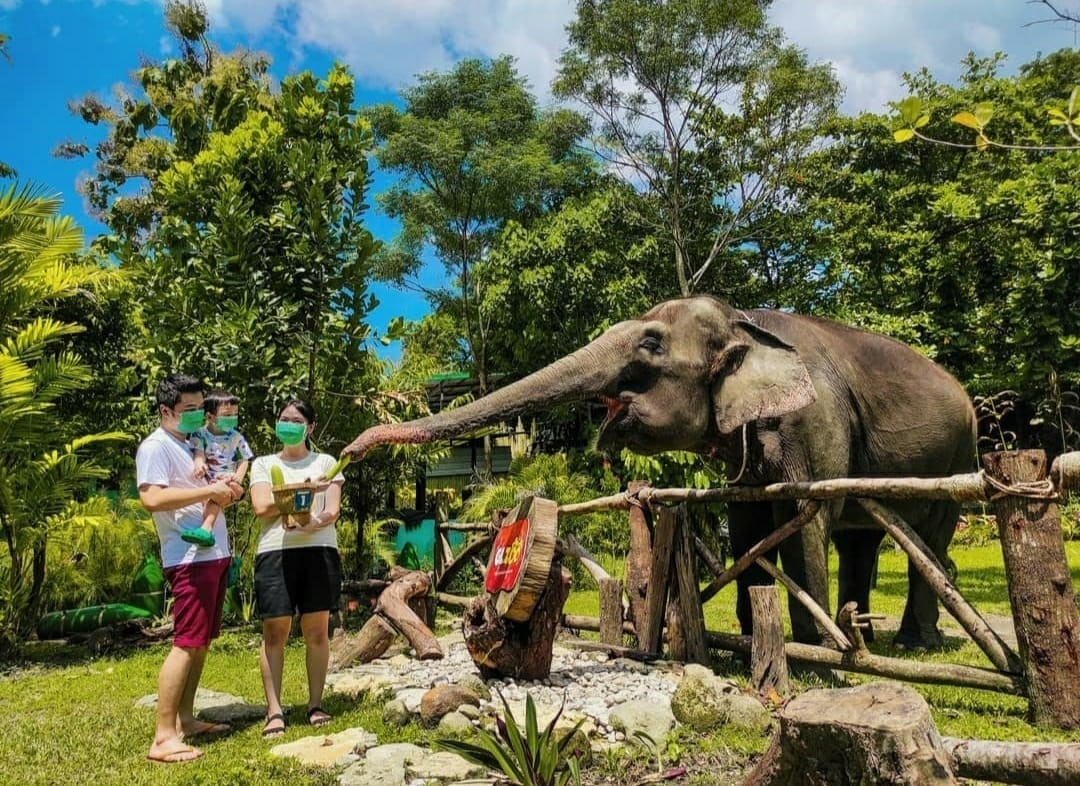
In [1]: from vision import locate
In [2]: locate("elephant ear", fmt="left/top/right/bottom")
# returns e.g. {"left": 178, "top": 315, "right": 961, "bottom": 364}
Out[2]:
{"left": 711, "top": 320, "right": 817, "bottom": 434}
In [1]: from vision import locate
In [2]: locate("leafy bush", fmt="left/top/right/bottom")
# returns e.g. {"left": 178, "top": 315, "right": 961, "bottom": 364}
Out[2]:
{"left": 435, "top": 691, "right": 584, "bottom": 786}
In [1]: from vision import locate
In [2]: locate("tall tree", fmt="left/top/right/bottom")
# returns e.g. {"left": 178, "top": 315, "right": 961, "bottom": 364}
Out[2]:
{"left": 554, "top": 0, "right": 839, "bottom": 300}
{"left": 365, "top": 56, "right": 594, "bottom": 395}
{"left": 800, "top": 50, "right": 1080, "bottom": 452}
{"left": 61, "top": 1, "right": 384, "bottom": 439}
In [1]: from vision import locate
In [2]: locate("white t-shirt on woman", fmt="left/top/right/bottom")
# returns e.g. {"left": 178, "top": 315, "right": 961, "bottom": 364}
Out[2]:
{"left": 249, "top": 452, "right": 344, "bottom": 554}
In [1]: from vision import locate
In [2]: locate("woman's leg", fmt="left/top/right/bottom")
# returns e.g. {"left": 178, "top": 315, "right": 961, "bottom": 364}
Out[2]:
{"left": 260, "top": 616, "right": 292, "bottom": 724}
{"left": 299, "top": 610, "right": 330, "bottom": 718}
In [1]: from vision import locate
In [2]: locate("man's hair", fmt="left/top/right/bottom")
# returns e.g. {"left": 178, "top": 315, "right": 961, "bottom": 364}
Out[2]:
{"left": 204, "top": 389, "right": 240, "bottom": 414}
{"left": 155, "top": 373, "right": 204, "bottom": 410}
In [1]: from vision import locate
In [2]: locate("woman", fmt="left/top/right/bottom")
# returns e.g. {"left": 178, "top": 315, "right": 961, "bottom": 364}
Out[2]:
{"left": 250, "top": 398, "right": 345, "bottom": 738}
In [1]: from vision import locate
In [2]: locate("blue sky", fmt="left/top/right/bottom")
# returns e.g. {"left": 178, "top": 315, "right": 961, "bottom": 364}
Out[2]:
{"left": 1, "top": 0, "right": 1076, "bottom": 346}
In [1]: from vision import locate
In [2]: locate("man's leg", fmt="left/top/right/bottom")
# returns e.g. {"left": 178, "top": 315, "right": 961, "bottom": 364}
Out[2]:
{"left": 300, "top": 611, "right": 330, "bottom": 720}
{"left": 149, "top": 645, "right": 203, "bottom": 761}
{"left": 176, "top": 646, "right": 208, "bottom": 732}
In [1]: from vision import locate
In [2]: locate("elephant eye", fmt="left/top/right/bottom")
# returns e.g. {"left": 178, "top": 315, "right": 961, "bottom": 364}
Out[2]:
{"left": 639, "top": 336, "right": 663, "bottom": 353}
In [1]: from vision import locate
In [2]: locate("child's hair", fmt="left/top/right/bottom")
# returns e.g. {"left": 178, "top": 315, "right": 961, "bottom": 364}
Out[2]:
{"left": 155, "top": 373, "right": 204, "bottom": 410}
{"left": 204, "top": 389, "right": 240, "bottom": 415}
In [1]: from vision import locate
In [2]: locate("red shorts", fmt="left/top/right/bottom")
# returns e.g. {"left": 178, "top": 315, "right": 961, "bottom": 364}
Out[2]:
{"left": 164, "top": 558, "right": 231, "bottom": 649}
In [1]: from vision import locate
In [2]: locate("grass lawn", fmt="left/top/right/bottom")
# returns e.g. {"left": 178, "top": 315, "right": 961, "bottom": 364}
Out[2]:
{"left": 2, "top": 543, "right": 1079, "bottom": 785}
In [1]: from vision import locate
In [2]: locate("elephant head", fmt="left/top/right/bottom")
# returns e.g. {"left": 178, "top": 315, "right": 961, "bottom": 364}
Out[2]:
{"left": 343, "top": 296, "right": 817, "bottom": 459}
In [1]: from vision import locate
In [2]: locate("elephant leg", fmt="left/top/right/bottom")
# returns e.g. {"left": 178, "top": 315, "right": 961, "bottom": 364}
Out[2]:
{"left": 895, "top": 501, "right": 959, "bottom": 650}
{"left": 728, "top": 500, "right": 778, "bottom": 637}
{"left": 834, "top": 528, "right": 885, "bottom": 643}
{"left": 776, "top": 500, "right": 831, "bottom": 645}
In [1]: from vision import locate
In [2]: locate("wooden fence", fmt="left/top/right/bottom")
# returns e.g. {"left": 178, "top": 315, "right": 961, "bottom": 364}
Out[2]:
{"left": 426, "top": 448, "right": 1080, "bottom": 730}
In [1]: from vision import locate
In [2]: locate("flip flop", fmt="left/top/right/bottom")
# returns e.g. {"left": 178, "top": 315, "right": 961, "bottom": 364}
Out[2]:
{"left": 183, "top": 720, "right": 232, "bottom": 739}
{"left": 262, "top": 713, "right": 286, "bottom": 738}
{"left": 307, "top": 706, "right": 332, "bottom": 727}
{"left": 180, "top": 528, "right": 216, "bottom": 547}
{"left": 147, "top": 744, "right": 203, "bottom": 764}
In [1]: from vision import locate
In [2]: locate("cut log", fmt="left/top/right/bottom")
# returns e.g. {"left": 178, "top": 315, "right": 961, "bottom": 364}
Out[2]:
{"left": 329, "top": 614, "right": 396, "bottom": 670}
{"left": 331, "top": 568, "right": 442, "bottom": 669}
{"left": 640, "top": 507, "right": 678, "bottom": 654}
{"left": 940, "top": 737, "right": 1080, "bottom": 786}
{"left": 486, "top": 496, "right": 558, "bottom": 622}
{"left": 463, "top": 557, "right": 572, "bottom": 680}
{"left": 984, "top": 449, "right": 1080, "bottom": 729}
{"left": 743, "top": 681, "right": 958, "bottom": 786}
{"left": 375, "top": 569, "right": 442, "bottom": 660}
{"left": 749, "top": 586, "right": 789, "bottom": 698}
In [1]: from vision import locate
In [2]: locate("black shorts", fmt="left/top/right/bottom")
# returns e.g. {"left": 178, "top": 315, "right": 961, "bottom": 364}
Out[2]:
{"left": 254, "top": 547, "right": 342, "bottom": 619}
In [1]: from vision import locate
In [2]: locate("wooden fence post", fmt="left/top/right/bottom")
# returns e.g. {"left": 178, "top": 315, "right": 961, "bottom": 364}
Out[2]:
{"left": 599, "top": 578, "right": 625, "bottom": 646}
{"left": 428, "top": 490, "right": 451, "bottom": 627}
{"left": 640, "top": 508, "right": 678, "bottom": 654}
{"left": 668, "top": 506, "right": 708, "bottom": 664}
{"left": 749, "top": 585, "right": 790, "bottom": 698}
{"left": 625, "top": 480, "right": 652, "bottom": 644}
{"left": 984, "top": 449, "right": 1080, "bottom": 729}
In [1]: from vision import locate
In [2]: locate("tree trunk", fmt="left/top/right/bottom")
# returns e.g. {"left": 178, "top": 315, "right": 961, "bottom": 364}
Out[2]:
{"left": 984, "top": 449, "right": 1080, "bottom": 729}
{"left": 463, "top": 558, "right": 571, "bottom": 680}
{"left": 743, "top": 681, "right": 957, "bottom": 786}
{"left": 329, "top": 615, "right": 397, "bottom": 670}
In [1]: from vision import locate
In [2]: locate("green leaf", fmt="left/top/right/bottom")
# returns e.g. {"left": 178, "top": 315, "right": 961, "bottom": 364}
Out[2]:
{"left": 914, "top": 113, "right": 930, "bottom": 129}
{"left": 951, "top": 111, "right": 981, "bottom": 130}
{"left": 893, "top": 128, "right": 915, "bottom": 143}
{"left": 973, "top": 101, "right": 995, "bottom": 127}
{"left": 897, "top": 96, "right": 923, "bottom": 125}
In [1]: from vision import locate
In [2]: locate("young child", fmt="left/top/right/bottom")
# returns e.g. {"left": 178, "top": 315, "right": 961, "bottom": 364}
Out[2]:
{"left": 181, "top": 390, "right": 253, "bottom": 547}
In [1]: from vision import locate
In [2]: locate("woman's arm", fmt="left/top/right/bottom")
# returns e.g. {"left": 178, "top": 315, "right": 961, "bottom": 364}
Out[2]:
{"left": 249, "top": 481, "right": 280, "bottom": 521}
{"left": 308, "top": 480, "right": 342, "bottom": 530}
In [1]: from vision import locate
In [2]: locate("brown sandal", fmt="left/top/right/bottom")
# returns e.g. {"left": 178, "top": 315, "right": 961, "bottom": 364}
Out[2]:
{"left": 262, "top": 713, "right": 286, "bottom": 738}
{"left": 307, "top": 706, "right": 332, "bottom": 727}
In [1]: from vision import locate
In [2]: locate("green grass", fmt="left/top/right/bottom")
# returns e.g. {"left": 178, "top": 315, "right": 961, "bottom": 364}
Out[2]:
{"left": 0, "top": 630, "right": 437, "bottom": 786}
{"left": 3, "top": 543, "right": 1079, "bottom": 785}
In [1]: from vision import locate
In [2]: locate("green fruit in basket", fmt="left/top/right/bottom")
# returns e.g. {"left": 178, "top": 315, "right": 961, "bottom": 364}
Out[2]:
{"left": 270, "top": 465, "right": 285, "bottom": 489}
{"left": 321, "top": 454, "right": 351, "bottom": 481}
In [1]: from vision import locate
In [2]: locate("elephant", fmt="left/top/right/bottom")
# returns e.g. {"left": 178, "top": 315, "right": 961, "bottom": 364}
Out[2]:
{"left": 345, "top": 296, "right": 977, "bottom": 649}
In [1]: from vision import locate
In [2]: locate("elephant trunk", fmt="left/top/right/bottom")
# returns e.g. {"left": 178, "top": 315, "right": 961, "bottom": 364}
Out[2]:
{"left": 343, "top": 330, "right": 630, "bottom": 458}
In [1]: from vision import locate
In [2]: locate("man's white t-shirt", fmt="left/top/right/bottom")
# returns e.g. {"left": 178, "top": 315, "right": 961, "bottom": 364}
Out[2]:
{"left": 135, "top": 427, "right": 230, "bottom": 568}
{"left": 250, "top": 452, "right": 344, "bottom": 555}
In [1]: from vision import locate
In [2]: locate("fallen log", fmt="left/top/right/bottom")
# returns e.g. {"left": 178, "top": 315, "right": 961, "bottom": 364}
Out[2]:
{"left": 329, "top": 569, "right": 441, "bottom": 669}
{"left": 940, "top": 737, "right": 1080, "bottom": 786}
{"left": 375, "top": 569, "right": 442, "bottom": 660}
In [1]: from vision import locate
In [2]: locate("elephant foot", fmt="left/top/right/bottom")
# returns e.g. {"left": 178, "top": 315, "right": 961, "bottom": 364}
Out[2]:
{"left": 891, "top": 627, "right": 944, "bottom": 652}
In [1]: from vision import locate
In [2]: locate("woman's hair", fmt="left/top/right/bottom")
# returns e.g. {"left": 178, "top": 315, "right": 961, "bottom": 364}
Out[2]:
{"left": 278, "top": 398, "right": 316, "bottom": 448}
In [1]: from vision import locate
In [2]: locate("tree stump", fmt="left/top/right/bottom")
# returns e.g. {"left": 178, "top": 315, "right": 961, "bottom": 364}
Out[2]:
{"left": 744, "top": 681, "right": 957, "bottom": 786}
{"left": 463, "top": 557, "right": 571, "bottom": 680}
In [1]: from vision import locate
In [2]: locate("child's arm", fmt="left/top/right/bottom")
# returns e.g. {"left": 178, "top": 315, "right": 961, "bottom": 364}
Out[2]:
{"left": 233, "top": 459, "right": 249, "bottom": 485}
{"left": 189, "top": 435, "right": 208, "bottom": 479}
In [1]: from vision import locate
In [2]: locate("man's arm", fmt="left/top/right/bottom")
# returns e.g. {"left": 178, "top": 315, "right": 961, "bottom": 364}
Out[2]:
{"left": 139, "top": 480, "right": 235, "bottom": 512}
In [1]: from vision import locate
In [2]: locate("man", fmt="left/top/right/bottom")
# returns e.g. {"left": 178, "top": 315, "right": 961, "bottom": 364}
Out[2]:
{"left": 136, "top": 373, "right": 243, "bottom": 763}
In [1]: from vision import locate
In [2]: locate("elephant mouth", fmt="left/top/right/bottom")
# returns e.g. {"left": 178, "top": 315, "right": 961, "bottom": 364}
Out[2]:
{"left": 597, "top": 395, "right": 636, "bottom": 445}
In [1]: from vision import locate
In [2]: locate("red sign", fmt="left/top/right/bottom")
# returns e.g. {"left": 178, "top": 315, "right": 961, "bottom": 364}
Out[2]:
{"left": 486, "top": 516, "right": 531, "bottom": 593}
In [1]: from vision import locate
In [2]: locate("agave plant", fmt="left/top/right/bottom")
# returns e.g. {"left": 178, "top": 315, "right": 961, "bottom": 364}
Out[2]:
{"left": 435, "top": 690, "right": 585, "bottom": 786}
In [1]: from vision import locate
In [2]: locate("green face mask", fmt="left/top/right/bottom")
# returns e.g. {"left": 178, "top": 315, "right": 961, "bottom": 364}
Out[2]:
{"left": 176, "top": 409, "right": 205, "bottom": 434}
{"left": 216, "top": 415, "right": 239, "bottom": 432}
{"left": 276, "top": 421, "right": 307, "bottom": 446}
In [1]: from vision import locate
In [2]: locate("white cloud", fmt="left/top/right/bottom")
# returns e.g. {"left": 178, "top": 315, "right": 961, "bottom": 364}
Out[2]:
{"left": 195, "top": 1, "right": 1076, "bottom": 114}
{"left": 50, "top": 24, "right": 59, "bottom": 36}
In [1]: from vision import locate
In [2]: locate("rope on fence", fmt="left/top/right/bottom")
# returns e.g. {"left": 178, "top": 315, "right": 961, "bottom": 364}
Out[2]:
{"left": 981, "top": 471, "right": 1058, "bottom": 501}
